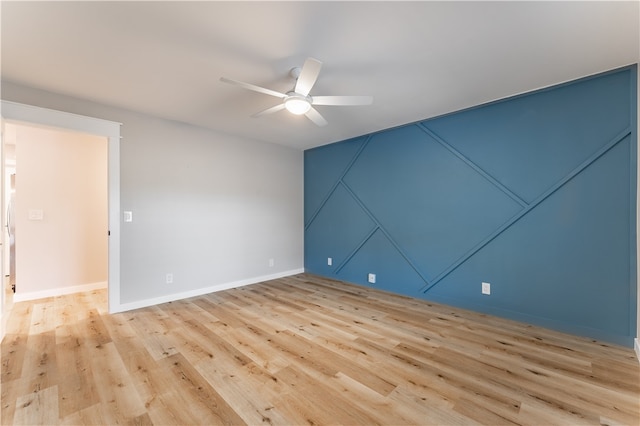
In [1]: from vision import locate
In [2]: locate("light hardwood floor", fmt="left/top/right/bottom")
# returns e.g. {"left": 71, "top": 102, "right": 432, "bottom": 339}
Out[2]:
{"left": 2, "top": 274, "right": 639, "bottom": 425}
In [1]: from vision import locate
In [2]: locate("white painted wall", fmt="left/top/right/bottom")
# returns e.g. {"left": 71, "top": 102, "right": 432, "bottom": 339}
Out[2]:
{"left": 1, "top": 81, "right": 304, "bottom": 308}
{"left": 13, "top": 124, "right": 107, "bottom": 296}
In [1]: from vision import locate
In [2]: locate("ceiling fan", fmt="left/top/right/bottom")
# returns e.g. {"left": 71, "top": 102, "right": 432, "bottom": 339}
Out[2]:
{"left": 220, "top": 57, "right": 373, "bottom": 127}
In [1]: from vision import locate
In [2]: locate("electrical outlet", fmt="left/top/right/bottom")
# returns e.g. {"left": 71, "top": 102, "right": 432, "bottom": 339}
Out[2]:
{"left": 269, "top": 258, "right": 274, "bottom": 267}
{"left": 482, "top": 282, "right": 491, "bottom": 295}
{"left": 368, "top": 273, "right": 376, "bottom": 284}
{"left": 327, "top": 257, "right": 333, "bottom": 266}
{"left": 166, "top": 273, "right": 173, "bottom": 284}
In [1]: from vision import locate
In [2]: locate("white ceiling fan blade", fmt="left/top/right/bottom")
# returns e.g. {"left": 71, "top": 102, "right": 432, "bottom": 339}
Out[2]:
{"left": 312, "top": 95, "right": 373, "bottom": 106}
{"left": 220, "top": 77, "right": 286, "bottom": 99}
{"left": 305, "top": 107, "right": 328, "bottom": 127}
{"left": 252, "top": 103, "right": 286, "bottom": 118}
{"left": 295, "top": 58, "right": 322, "bottom": 96}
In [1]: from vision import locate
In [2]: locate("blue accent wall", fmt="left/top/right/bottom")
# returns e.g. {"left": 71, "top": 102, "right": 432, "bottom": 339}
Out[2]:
{"left": 304, "top": 66, "right": 638, "bottom": 347}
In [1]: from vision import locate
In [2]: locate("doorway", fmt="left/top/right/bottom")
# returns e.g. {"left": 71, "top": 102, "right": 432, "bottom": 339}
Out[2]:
{"left": 0, "top": 101, "right": 121, "bottom": 343}
{"left": 5, "top": 123, "right": 108, "bottom": 302}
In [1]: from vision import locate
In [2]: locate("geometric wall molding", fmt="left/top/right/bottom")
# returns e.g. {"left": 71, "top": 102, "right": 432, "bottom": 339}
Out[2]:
{"left": 305, "top": 66, "right": 637, "bottom": 346}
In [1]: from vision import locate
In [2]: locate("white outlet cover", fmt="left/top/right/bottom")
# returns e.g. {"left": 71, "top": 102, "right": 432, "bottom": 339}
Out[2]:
{"left": 368, "top": 273, "right": 376, "bottom": 284}
{"left": 327, "top": 257, "right": 333, "bottom": 266}
{"left": 482, "top": 282, "right": 491, "bottom": 295}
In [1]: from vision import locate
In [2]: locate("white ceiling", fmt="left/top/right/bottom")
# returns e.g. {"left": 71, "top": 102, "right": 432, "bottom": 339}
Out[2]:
{"left": 2, "top": 1, "right": 639, "bottom": 150}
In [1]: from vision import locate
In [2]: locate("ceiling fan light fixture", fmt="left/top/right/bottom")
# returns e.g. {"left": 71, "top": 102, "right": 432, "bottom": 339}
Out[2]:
{"left": 284, "top": 96, "right": 311, "bottom": 115}
{"left": 220, "top": 57, "right": 373, "bottom": 126}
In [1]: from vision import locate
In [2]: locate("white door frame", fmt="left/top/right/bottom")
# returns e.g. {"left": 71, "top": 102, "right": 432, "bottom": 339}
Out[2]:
{"left": 1, "top": 116, "right": 6, "bottom": 340}
{"left": 0, "top": 100, "right": 121, "bottom": 314}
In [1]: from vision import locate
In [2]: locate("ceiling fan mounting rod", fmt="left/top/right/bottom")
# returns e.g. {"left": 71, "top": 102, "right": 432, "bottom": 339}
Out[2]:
{"left": 289, "top": 67, "right": 302, "bottom": 80}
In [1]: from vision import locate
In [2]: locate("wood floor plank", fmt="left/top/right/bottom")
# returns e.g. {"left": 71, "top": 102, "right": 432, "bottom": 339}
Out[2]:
{"left": 126, "top": 308, "right": 180, "bottom": 361}
{"left": 146, "top": 390, "right": 216, "bottom": 425}
{"left": 21, "top": 330, "right": 58, "bottom": 396}
{"left": 1, "top": 333, "right": 27, "bottom": 384}
{"left": 13, "top": 384, "right": 59, "bottom": 425}
{"left": 1, "top": 273, "right": 639, "bottom": 425}
{"left": 215, "top": 325, "right": 291, "bottom": 374}
{"left": 62, "top": 401, "right": 113, "bottom": 425}
{"left": 591, "top": 357, "right": 640, "bottom": 393}
{"left": 273, "top": 364, "right": 383, "bottom": 425}
{"left": 88, "top": 341, "right": 147, "bottom": 424}
{"left": 194, "top": 359, "right": 293, "bottom": 425}
{"left": 0, "top": 378, "right": 19, "bottom": 425}
{"left": 29, "top": 301, "right": 57, "bottom": 335}
{"left": 122, "top": 350, "right": 197, "bottom": 425}
{"left": 55, "top": 323, "right": 101, "bottom": 418}
{"left": 160, "top": 353, "right": 247, "bottom": 425}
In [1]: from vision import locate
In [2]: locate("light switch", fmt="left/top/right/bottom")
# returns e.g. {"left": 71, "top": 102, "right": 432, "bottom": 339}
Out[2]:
{"left": 28, "top": 209, "right": 44, "bottom": 221}
{"left": 123, "top": 211, "right": 133, "bottom": 222}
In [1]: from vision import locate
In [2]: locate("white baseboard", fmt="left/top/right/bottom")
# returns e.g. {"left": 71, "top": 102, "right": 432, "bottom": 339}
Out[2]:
{"left": 13, "top": 281, "right": 108, "bottom": 303}
{"left": 113, "top": 268, "right": 305, "bottom": 313}
{"left": 635, "top": 338, "right": 640, "bottom": 364}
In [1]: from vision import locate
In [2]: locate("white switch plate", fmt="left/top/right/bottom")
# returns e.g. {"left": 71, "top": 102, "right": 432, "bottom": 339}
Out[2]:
{"left": 124, "top": 211, "right": 133, "bottom": 222}
{"left": 368, "top": 273, "right": 376, "bottom": 284}
{"left": 482, "top": 282, "right": 491, "bottom": 295}
{"left": 28, "top": 209, "right": 44, "bottom": 221}
{"left": 327, "top": 257, "right": 332, "bottom": 266}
